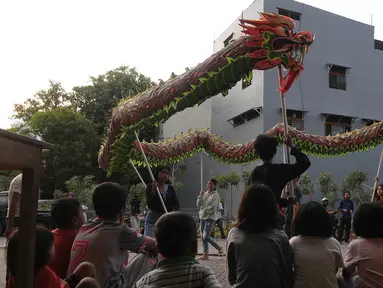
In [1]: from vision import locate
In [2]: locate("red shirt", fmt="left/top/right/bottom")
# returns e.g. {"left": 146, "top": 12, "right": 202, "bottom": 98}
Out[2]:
{"left": 50, "top": 228, "right": 78, "bottom": 278}
{"left": 8, "top": 266, "right": 69, "bottom": 288}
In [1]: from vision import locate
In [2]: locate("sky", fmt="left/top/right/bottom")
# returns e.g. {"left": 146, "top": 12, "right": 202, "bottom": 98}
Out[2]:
{"left": 0, "top": 0, "right": 382, "bottom": 129}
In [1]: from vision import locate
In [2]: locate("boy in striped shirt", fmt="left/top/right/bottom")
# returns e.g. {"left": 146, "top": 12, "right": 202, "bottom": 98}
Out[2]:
{"left": 135, "top": 212, "right": 222, "bottom": 288}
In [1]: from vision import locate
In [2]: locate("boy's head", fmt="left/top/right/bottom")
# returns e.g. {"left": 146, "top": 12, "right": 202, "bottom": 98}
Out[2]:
{"left": 51, "top": 198, "right": 83, "bottom": 230}
{"left": 353, "top": 202, "right": 383, "bottom": 238}
{"left": 155, "top": 212, "right": 197, "bottom": 258}
{"left": 7, "top": 226, "right": 54, "bottom": 277}
{"left": 344, "top": 192, "right": 351, "bottom": 199}
{"left": 207, "top": 178, "right": 217, "bottom": 191}
{"left": 92, "top": 182, "right": 127, "bottom": 221}
{"left": 254, "top": 134, "right": 278, "bottom": 162}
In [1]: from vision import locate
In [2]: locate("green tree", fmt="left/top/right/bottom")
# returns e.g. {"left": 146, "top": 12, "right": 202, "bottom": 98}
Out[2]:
{"left": 28, "top": 108, "right": 98, "bottom": 190}
{"left": 64, "top": 175, "right": 96, "bottom": 208}
{"left": 340, "top": 170, "right": 369, "bottom": 204}
{"left": 13, "top": 80, "right": 69, "bottom": 122}
{"left": 316, "top": 172, "right": 339, "bottom": 208}
{"left": 298, "top": 173, "right": 315, "bottom": 196}
{"left": 70, "top": 66, "right": 155, "bottom": 136}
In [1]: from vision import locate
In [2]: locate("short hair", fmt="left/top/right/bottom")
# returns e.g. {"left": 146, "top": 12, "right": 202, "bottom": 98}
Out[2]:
{"left": 51, "top": 198, "right": 81, "bottom": 229}
{"left": 254, "top": 135, "right": 278, "bottom": 161}
{"left": 92, "top": 182, "right": 126, "bottom": 219}
{"left": 209, "top": 178, "right": 217, "bottom": 185}
{"left": 7, "top": 226, "right": 54, "bottom": 277}
{"left": 154, "top": 166, "right": 170, "bottom": 179}
{"left": 293, "top": 201, "right": 332, "bottom": 237}
{"left": 236, "top": 184, "right": 277, "bottom": 233}
{"left": 353, "top": 203, "right": 383, "bottom": 238}
{"left": 155, "top": 212, "right": 197, "bottom": 258}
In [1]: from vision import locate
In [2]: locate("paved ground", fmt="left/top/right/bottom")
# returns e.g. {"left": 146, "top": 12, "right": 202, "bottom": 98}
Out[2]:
{"left": 0, "top": 237, "right": 348, "bottom": 288}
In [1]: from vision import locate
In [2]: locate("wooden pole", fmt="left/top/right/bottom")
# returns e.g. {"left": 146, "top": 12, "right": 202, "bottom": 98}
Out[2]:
{"left": 200, "top": 154, "right": 203, "bottom": 191}
{"left": 16, "top": 154, "right": 41, "bottom": 288}
{"left": 371, "top": 149, "right": 383, "bottom": 202}
{"left": 277, "top": 65, "right": 295, "bottom": 198}
{"left": 134, "top": 131, "right": 168, "bottom": 213}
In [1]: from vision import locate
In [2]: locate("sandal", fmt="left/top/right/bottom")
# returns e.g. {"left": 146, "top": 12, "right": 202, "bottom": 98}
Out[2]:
{"left": 218, "top": 248, "right": 224, "bottom": 257}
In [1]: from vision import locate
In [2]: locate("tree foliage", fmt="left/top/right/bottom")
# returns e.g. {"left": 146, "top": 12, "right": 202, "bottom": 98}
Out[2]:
{"left": 316, "top": 172, "right": 339, "bottom": 207}
{"left": 298, "top": 173, "right": 314, "bottom": 196}
{"left": 340, "top": 170, "right": 369, "bottom": 204}
{"left": 28, "top": 108, "right": 98, "bottom": 190}
{"left": 64, "top": 175, "right": 97, "bottom": 208}
{"left": 10, "top": 66, "right": 157, "bottom": 194}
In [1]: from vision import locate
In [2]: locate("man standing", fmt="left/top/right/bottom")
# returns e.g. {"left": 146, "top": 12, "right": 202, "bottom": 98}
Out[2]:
{"left": 248, "top": 135, "right": 311, "bottom": 228}
{"left": 337, "top": 191, "right": 354, "bottom": 243}
{"left": 5, "top": 159, "right": 46, "bottom": 239}
{"left": 130, "top": 197, "right": 141, "bottom": 231}
{"left": 197, "top": 178, "right": 224, "bottom": 260}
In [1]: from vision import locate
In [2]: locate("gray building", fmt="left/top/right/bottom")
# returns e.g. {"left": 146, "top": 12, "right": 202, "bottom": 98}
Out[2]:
{"left": 160, "top": 0, "right": 383, "bottom": 217}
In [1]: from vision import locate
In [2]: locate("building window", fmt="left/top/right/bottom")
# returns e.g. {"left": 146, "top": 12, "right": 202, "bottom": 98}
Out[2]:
{"left": 242, "top": 77, "right": 251, "bottom": 90}
{"left": 365, "top": 119, "right": 379, "bottom": 126}
{"left": 374, "top": 40, "right": 383, "bottom": 51}
{"left": 277, "top": 8, "right": 301, "bottom": 21}
{"left": 286, "top": 110, "right": 304, "bottom": 131}
{"left": 324, "top": 114, "right": 352, "bottom": 136}
{"left": 224, "top": 34, "right": 234, "bottom": 47}
{"left": 329, "top": 65, "right": 347, "bottom": 90}
{"left": 228, "top": 107, "right": 261, "bottom": 127}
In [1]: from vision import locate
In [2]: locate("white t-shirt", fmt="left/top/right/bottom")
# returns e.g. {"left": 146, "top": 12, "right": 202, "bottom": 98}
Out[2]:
{"left": 7, "top": 174, "right": 22, "bottom": 218}
{"left": 290, "top": 235, "right": 343, "bottom": 288}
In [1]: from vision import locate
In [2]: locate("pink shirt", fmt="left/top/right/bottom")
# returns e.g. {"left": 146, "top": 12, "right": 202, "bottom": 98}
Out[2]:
{"left": 344, "top": 238, "right": 383, "bottom": 288}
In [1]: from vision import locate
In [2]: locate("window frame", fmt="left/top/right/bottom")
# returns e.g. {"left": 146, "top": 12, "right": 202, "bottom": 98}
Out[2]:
{"left": 328, "top": 65, "right": 348, "bottom": 91}
{"left": 223, "top": 33, "right": 234, "bottom": 47}
{"left": 324, "top": 114, "right": 352, "bottom": 136}
{"left": 277, "top": 8, "right": 301, "bottom": 21}
{"left": 286, "top": 110, "right": 304, "bottom": 131}
{"left": 228, "top": 108, "right": 262, "bottom": 127}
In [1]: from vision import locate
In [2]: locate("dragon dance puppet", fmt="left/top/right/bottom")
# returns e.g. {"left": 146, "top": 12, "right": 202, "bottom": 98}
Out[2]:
{"left": 98, "top": 12, "right": 383, "bottom": 174}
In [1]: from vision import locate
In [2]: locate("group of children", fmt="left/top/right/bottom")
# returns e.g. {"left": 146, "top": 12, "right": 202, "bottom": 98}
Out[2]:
{"left": 6, "top": 182, "right": 383, "bottom": 288}
{"left": 5, "top": 182, "right": 222, "bottom": 288}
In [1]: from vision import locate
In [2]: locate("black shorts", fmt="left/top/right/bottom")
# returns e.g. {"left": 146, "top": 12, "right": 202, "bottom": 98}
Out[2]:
{"left": 64, "top": 274, "right": 82, "bottom": 288}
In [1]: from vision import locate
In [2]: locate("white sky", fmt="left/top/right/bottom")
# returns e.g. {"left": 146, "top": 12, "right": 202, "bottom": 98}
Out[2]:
{"left": 0, "top": 0, "right": 381, "bottom": 129}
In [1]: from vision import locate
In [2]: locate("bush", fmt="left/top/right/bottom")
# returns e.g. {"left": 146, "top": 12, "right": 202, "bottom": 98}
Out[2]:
{"left": 64, "top": 175, "right": 96, "bottom": 208}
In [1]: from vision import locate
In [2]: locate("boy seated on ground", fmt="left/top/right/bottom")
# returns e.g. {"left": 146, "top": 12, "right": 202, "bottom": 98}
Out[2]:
{"left": 67, "top": 182, "right": 156, "bottom": 287}
{"left": 135, "top": 212, "right": 222, "bottom": 288}
{"left": 7, "top": 226, "right": 100, "bottom": 288}
{"left": 50, "top": 198, "right": 85, "bottom": 279}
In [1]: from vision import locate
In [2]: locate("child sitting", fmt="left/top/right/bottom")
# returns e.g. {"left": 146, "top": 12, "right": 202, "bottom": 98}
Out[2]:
{"left": 135, "top": 211, "right": 222, "bottom": 288}
{"left": 50, "top": 198, "right": 84, "bottom": 278}
{"left": 7, "top": 226, "right": 99, "bottom": 288}
{"left": 67, "top": 182, "right": 157, "bottom": 287}
{"left": 342, "top": 202, "right": 383, "bottom": 288}
{"left": 290, "top": 201, "right": 343, "bottom": 288}
{"left": 226, "top": 184, "right": 293, "bottom": 288}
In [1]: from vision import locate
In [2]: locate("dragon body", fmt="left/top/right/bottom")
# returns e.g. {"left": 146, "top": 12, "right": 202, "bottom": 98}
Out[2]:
{"left": 131, "top": 122, "right": 383, "bottom": 167}
{"left": 98, "top": 12, "right": 381, "bottom": 172}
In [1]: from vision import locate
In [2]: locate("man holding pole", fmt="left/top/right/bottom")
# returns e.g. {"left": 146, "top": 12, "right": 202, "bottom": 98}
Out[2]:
{"left": 248, "top": 134, "right": 311, "bottom": 229}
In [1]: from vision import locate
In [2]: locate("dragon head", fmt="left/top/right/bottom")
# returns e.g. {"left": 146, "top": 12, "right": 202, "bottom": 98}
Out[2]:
{"left": 240, "top": 12, "right": 314, "bottom": 93}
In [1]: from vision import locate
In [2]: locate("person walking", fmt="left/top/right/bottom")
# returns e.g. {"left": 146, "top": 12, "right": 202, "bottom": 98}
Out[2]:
{"left": 337, "top": 191, "right": 354, "bottom": 243}
{"left": 197, "top": 178, "right": 224, "bottom": 260}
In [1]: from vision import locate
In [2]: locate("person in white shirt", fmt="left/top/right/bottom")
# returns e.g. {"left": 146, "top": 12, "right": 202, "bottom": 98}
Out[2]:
{"left": 5, "top": 159, "right": 46, "bottom": 239}
{"left": 290, "top": 201, "right": 343, "bottom": 288}
{"left": 196, "top": 178, "right": 224, "bottom": 260}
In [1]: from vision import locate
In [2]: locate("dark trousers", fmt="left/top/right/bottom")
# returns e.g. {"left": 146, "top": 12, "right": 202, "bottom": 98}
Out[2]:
{"left": 338, "top": 217, "right": 351, "bottom": 242}
{"left": 210, "top": 218, "right": 225, "bottom": 238}
{"left": 6, "top": 217, "right": 19, "bottom": 285}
